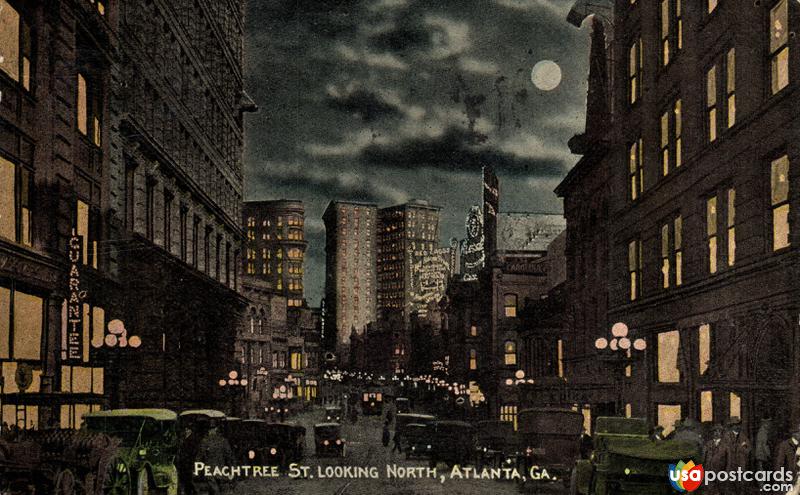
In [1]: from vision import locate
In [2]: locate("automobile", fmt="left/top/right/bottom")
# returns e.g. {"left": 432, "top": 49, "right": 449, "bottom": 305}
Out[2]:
{"left": 324, "top": 406, "right": 343, "bottom": 422}
{"left": 395, "top": 413, "right": 436, "bottom": 437}
{"left": 428, "top": 420, "right": 476, "bottom": 468}
{"left": 178, "top": 409, "right": 226, "bottom": 436}
{"left": 571, "top": 417, "right": 700, "bottom": 495}
{"left": 404, "top": 424, "right": 433, "bottom": 459}
{"left": 314, "top": 423, "right": 346, "bottom": 457}
{"left": 83, "top": 408, "right": 179, "bottom": 495}
{"left": 475, "top": 420, "right": 516, "bottom": 469}
{"left": 262, "top": 423, "right": 307, "bottom": 467}
{"left": 395, "top": 397, "right": 411, "bottom": 414}
{"left": 515, "top": 408, "right": 583, "bottom": 492}
{"left": 224, "top": 419, "right": 271, "bottom": 464}
{"left": 361, "top": 386, "right": 384, "bottom": 416}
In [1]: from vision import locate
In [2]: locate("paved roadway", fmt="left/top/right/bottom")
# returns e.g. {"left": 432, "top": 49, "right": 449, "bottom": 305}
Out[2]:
{"left": 232, "top": 406, "right": 527, "bottom": 495}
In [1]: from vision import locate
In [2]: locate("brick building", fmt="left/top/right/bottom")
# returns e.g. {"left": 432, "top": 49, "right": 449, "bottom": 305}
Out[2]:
{"left": 0, "top": 0, "right": 251, "bottom": 424}
{"left": 561, "top": 0, "right": 800, "bottom": 437}
{"left": 243, "top": 200, "right": 307, "bottom": 309}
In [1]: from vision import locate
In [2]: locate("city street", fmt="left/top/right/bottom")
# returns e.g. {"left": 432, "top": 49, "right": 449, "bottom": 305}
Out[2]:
{"left": 236, "top": 406, "right": 525, "bottom": 495}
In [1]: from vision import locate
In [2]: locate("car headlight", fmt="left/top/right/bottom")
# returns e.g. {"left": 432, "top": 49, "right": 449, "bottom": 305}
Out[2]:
{"left": 483, "top": 447, "right": 487, "bottom": 452}
{"left": 427, "top": 444, "right": 431, "bottom": 449}
{"left": 248, "top": 450, "right": 255, "bottom": 460}
{"left": 336, "top": 439, "right": 342, "bottom": 445}
{"left": 324, "top": 440, "right": 330, "bottom": 446}
{"left": 270, "top": 448, "right": 277, "bottom": 455}
{"left": 411, "top": 446, "right": 416, "bottom": 451}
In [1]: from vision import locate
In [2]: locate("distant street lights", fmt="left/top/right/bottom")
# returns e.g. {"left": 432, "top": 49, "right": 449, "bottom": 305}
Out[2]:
{"left": 219, "top": 370, "right": 247, "bottom": 416}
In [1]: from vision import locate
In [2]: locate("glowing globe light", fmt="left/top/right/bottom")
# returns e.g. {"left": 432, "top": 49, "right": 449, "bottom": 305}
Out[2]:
{"left": 611, "top": 322, "right": 629, "bottom": 338}
{"left": 595, "top": 337, "right": 608, "bottom": 350}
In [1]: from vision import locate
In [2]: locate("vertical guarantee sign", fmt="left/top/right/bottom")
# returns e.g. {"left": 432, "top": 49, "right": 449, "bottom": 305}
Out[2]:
{"left": 66, "top": 232, "right": 85, "bottom": 362}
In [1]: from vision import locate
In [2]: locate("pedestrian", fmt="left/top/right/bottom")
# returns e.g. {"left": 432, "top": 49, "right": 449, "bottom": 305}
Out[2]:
{"left": 382, "top": 422, "right": 391, "bottom": 447}
{"left": 774, "top": 426, "right": 800, "bottom": 476}
{"left": 723, "top": 417, "right": 752, "bottom": 495}
{"left": 392, "top": 429, "right": 403, "bottom": 454}
{"left": 702, "top": 426, "right": 728, "bottom": 495}
{"left": 673, "top": 418, "right": 704, "bottom": 456}
{"left": 178, "top": 425, "right": 201, "bottom": 495}
{"left": 579, "top": 429, "right": 593, "bottom": 459}
{"left": 755, "top": 417, "right": 773, "bottom": 471}
{"left": 197, "top": 419, "right": 236, "bottom": 495}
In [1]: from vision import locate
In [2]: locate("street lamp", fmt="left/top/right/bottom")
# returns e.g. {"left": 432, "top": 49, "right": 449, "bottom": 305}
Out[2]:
{"left": 93, "top": 319, "right": 142, "bottom": 408}
{"left": 219, "top": 370, "right": 247, "bottom": 416}
{"left": 594, "top": 322, "right": 647, "bottom": 416}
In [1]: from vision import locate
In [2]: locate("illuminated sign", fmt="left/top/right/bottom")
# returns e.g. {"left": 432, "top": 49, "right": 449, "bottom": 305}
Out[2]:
{"left": 461, "top": 206, "right": 484, "bottom": 282}
{"left": 66, "top": 232, "right": 86, "bottom": 362}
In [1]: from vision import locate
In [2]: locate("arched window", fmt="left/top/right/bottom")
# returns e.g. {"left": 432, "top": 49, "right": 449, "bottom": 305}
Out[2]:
{"left": 504, "top": 294, "right": 518, "bottom": 318}
{"left": 504, "top": 340, "right": 517, "bottom": 366}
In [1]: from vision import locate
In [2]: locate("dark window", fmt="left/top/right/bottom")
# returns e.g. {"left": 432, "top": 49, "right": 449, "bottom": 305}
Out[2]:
{"left": 163, "top": 190, "right": 172, "bottom": 251}
{"left": 145, "top": 178, "right": 155, "bottom": 242}
{"left": 179, "top": 206, "right": 188, "bottom": 262}
{"left": 192, "top": 216, "right": 200, "bottom": 268}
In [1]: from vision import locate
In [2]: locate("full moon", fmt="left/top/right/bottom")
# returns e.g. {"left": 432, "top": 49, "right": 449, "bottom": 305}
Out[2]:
{"left": 531, "top": 60, "right": 562, "bottom": 91}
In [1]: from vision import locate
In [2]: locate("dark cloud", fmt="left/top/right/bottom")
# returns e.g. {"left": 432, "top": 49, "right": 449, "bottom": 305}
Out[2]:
{"left": 361, "top": 127, "right": 567, "bottom": 177}
{"left": 370, "top": 25, "right": 432, "bottom": 53}
{"left": 260, "top": 0, "right": 364, "bottom": 38}
{"left": 326, "top": 89, "right": 402, "bottom": 122}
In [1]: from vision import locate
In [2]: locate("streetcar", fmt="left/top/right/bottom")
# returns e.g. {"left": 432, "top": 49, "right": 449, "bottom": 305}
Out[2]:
{"left": 361, "top": 386, "right": 384, "bottom": 415}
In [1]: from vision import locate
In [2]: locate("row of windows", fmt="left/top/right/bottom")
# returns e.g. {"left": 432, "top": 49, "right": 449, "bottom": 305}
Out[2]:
{"left": 628, "top": 155, "right": 790, "bottom": 301}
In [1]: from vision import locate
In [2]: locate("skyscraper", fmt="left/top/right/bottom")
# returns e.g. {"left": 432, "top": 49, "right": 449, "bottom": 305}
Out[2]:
{"left": 322, "top": 201, "right": 377, "bottom": 361}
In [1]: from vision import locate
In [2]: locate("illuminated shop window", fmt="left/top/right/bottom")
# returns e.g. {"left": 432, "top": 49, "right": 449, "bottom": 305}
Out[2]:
{"left": 657, "top": 330, "right": 680, "bottom": 383}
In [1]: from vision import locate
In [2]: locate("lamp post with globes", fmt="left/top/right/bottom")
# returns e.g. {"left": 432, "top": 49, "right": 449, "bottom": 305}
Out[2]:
{"left": 93, "top": 319, "right": 142, "bottom": 408}
{"left": 218, "top": 370, "right": 248, "bottom": 417}
{"left": 594, "top": 322, "right": 647, "bottom": 416}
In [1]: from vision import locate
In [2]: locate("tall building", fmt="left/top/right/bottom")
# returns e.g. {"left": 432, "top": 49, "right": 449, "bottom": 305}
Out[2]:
{"left": 322, "top": 201, "right": 377, "bottom": 361}
{"left": 561, "top": 0, "right": 800, "bottom": 437}
{"left": 0, "top": 0, "right": 249, "bottom": 426}
{"left": 243, "top": 200, "right": 307, "bottom": 308}
{"left": 377, "top": 200, "right": 441, "bottom": 319}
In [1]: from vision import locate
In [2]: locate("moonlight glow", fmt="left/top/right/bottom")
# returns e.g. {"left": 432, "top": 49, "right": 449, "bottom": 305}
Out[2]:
{"left": 531, "top": 60, "right": 563, "bottom": 91}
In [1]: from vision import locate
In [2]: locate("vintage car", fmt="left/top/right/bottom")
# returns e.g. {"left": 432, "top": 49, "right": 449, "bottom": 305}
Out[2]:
{"left": 571, "top": 417, "right": 700, "bottom": 495}
{"left": 395, "top": 397, "right": 412, "bottom": 414}
{"left": 224, "top": 419, "right": 270, "bottom": 464}
{"left": 324, "top": 406, "right": 343, "bottom": 422}
{"left": 475, "top": 420, "right": 516, "bottom": 469}
{"left": 262, "top": 423, "right": 307, "bottom": 467}
{"left": 404, "top": 424, "right": 433, "bottom": 459}
{"left": 395, "top": 413, "right": 435, "bottom": 436}
{"left": 516, "top": 408, "right": 583, "bottom": 492}
{"left": 428, "top": 420, "right": 476, "bottom": 467}
{"left": 314, "top": 423, "right": 345, "bottom": 457}
{"left": 84, "top": 408, "right": 179, "bottom": 495}
{"left": 361, "top": 385, "right": 384, "bottom": 416}
{"left": 178, "top": 409, "right": 226, "bottom": 435}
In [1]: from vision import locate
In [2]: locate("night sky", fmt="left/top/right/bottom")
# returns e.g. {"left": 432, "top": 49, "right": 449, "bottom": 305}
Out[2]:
{"left": 243, "top": 0, "right": 591, "bottom": 305}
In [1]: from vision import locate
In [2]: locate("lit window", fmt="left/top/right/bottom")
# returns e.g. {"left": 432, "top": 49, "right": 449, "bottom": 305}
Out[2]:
{"left": 661, "top": 112, "right": 670, "bottom": 176}
{"left": 674, "top": 100, "right": 682, "bottom": 167}
{"left": 698, "top": 324, "right": 711, "bottom": 375}
{"left": 661, "top": 223, "right": 670, "bottom": 289}
{"left": 76, "top": 72, "right": 102, "bottom": 146}
{"left": 503, "top": 294, "right": 518, "bottom": 318}
{"left": 0, "top": 157, "right": 31, "bottom": 246}
{"left": 700, "top": 390, "right": 713, "bottom": 422}
{"left": 657, "top": 330, "right": 680, "bottom": 383}
{"left": 726, "top": 48, "right": 736, "bottom": 127}
{"left": 707, "top": 0, "right": 717, "bottom": 13}
{"left": 76, "top": 200, "right": 97, "bottom": 269}
{"left": 658, "top": 404, "right": 682, "bottom": 436}
{"left": 500, "top": 405, "right": 518, "bottom": 431}
{"left": 469, "top": 325, "right": 477, "bottom": 337}
{"left": 504, "top": 341, "right": 517, "bottom": 366}
{"left": 771, "top": 155, "right": 790, "bottom": 250}
{"left": 707, "top": 196, "right": 718, "bottom": 273}
{"left": 661, "top": 0, "right": 670, "bottom": 65}
{"left": 0, "top": 288, "right": 44, "bottom": 361}
{"left": 0, "top": 1, "right": 32, "bottom": 91}
{"left": 727, "top": 189, "right": 736, "bottom": 266}
{"left": 629, "top": 38, "right": 643, "bottom": 104}
{"left": 558, "top": 339, "right": 564, "bottom": 378}
{"left": 770, "top": 0, "right": 789, "bottom": 94}
{"left": 707, "top": 65, "right": 717, "bottom": 142}
{"left": 674, "top": 216, "right": 683, "bottom": 286}
{"left": 469, "top": 349, "right": 477, "bottom": 370}
{"left": 629, "top": 138, "right": 644, "bottom": 200}
{"left": 676, "top": 0, "right": 682, "bottom": 50}
{"left": 628, "top": 239, "right": 642, "bottom": 301}
{"left": 730, "top": 392, "right": 741, "bottom": 419}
